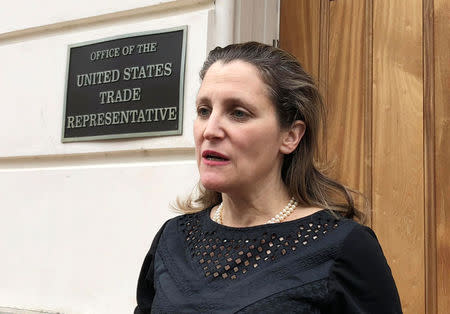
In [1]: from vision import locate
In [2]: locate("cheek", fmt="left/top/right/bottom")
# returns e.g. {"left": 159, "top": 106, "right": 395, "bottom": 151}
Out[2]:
{"left": 235, "top": 128, "right": 281, "bottom": 160}
{"left": 193, "top": 121, "right": 203, "bottom": 164}
{"left": 193, "top": 120, "right": 203, "bottom": 146}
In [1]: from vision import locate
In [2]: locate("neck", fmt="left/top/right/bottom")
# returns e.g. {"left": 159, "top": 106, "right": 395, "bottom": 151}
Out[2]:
{"left": 219, "top": 183, "right": 292, "bottom": 227}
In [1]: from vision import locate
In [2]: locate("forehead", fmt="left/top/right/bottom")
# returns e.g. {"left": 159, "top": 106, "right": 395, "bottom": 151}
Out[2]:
{"left": 196, "top": 60, "right": 270, "bottom": 102}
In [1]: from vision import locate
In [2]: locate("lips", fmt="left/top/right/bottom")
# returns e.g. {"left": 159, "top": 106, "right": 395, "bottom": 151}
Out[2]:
{"left": 202, "top": 150, "right": 230, "bottom": 165}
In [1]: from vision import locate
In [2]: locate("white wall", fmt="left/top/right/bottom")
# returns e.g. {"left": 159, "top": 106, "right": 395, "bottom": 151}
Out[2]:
{"left": 0, "top": 3, "right": 212, "bottom": 157}
{"left": 0, "top": 0, "right": 278, "bottom": 313}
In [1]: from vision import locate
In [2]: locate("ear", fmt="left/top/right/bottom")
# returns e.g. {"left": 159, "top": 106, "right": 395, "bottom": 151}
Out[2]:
{"left": 280, "top": 120, "right": 306, "bottom": 154}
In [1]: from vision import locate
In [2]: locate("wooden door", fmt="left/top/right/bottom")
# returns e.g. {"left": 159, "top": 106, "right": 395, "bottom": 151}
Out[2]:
{"left": 280, "top": 1, "right": 450, "bottom": 313}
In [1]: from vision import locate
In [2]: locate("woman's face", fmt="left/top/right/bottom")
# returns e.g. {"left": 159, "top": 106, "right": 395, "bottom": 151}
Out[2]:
{"left": 194, "top": 60, "right": 287, "bottom": 194}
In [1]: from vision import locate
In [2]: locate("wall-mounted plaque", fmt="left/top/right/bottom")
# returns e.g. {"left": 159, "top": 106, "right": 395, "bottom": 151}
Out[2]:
{"left": 62, "top": 26, "right": 187, "bottom": 142}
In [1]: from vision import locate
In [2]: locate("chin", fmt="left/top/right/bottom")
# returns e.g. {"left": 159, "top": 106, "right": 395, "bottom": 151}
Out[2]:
{"left": 201, "top": 180, "right": 225, "bottom": 192}
{"left": 200, "top": 176, "right": 229, "bottom": 192}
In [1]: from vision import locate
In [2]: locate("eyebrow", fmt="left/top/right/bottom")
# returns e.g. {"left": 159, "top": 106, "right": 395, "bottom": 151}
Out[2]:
{"left": 195, "top": 96, "right": 210, "bottom": 106}
{"left": 196, "top": 96, "right": 255, "bottom": 111}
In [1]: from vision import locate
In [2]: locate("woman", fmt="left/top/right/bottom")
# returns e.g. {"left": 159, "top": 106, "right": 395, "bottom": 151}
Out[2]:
{"left": 135, "top": 42, "right": 402, "bottom": 313}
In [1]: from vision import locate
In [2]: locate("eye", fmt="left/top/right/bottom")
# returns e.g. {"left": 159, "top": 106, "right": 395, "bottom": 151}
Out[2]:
{"left": 231, "top": 108, "right": 249, "bottom": 121}
{"left": 196, "top": 106, "right": 211, "bottom": 118}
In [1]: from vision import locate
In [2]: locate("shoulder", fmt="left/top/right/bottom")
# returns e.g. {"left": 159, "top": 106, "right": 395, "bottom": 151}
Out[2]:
{"left": 157, "top": 208, "right": 211, "bottom": 243}
{"left": 328, "top": 218, "right": 393, "bottom": 284}
{"left": 336, "top": 222, "right": 383, "bottom": 260}
{"left": 316, "top": 211, "right": 382, "bottom": 258}
{"left": 165, "top": 208, "right": 210, "bottom": 228}
{"left": 326, "top": 220, "right": 402, "bottom": 313}
{"left": 332, "top": 222, "right": 393, "bottom": 278}
{"left": 306, "top": 210, "right": 364, "bottom": 250}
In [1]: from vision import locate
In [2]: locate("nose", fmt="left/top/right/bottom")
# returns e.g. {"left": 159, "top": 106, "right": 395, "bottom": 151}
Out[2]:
{"left": 203, "top": 111, "right": 225, "bottom": 140}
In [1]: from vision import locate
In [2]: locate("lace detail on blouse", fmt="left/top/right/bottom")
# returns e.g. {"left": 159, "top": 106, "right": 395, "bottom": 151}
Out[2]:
{"left": 179, "top": 210, "right": 340, "bottom": 281}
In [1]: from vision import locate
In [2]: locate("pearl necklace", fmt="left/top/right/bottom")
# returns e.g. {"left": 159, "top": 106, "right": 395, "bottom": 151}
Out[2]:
{"left": 213, "top": 197, "right": 298, "bottom": 225}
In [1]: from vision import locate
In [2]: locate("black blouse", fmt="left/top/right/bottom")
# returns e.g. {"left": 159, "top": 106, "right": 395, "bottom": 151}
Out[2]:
{"left": 135, "top": 208, "right": 402, "bottom": 313}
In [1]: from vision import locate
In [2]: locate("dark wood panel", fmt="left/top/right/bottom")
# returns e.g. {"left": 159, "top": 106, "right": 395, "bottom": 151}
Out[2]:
{"left": 372, "top": 0, "right": 425, "bottom": 312}
{"left": 363, "top": 0, "right": 374, "bottom": 226}
{"left": 279, "top": 0, "right": 326, "bottom": 162}
{"left": 326, "top": 0, "right": 368, "bottom": 215}
{"left": 423, "top": 0, "right": 437, "bottom": 313}
{"left": 434, "top": 0, "right": 450, "bottom": 312}
{"left": 317, "top": 0, "right": 330, "bottom": 163}
{"left": 279, "top": 0, "right": 320, "bottom": 80}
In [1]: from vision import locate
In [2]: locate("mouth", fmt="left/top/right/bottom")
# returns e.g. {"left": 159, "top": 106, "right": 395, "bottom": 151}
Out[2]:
{"left": 202, "top": 150, "right": 230, "bottom": 162}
